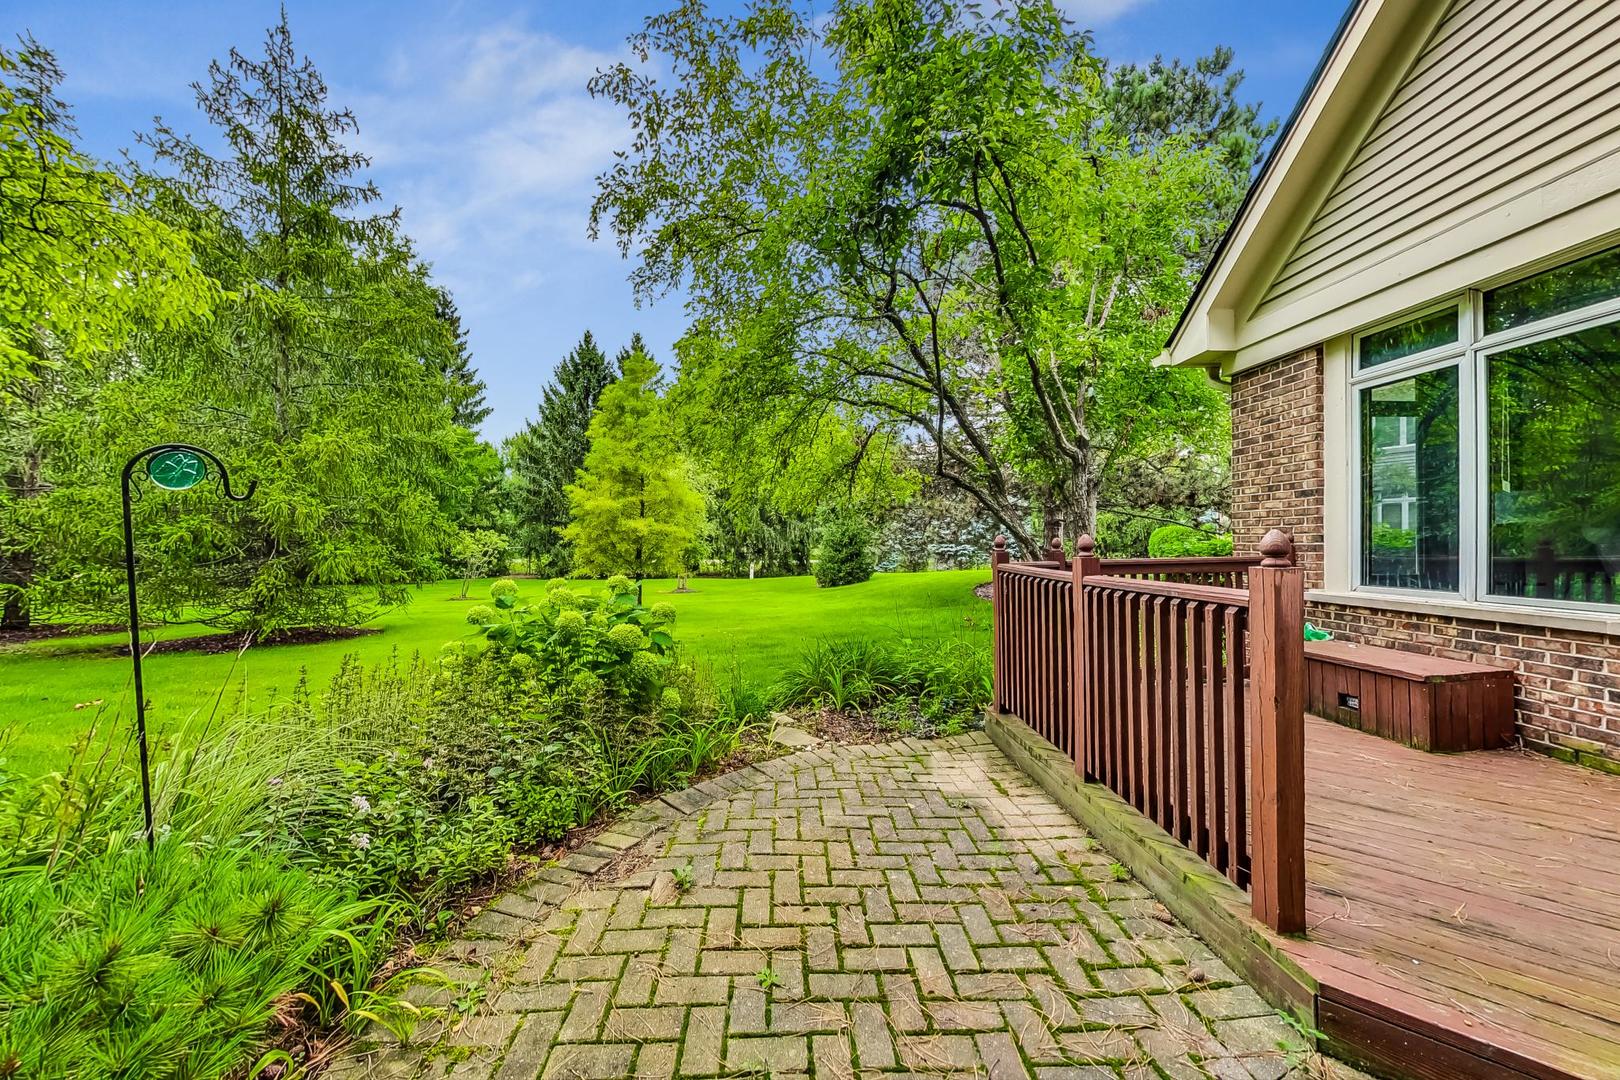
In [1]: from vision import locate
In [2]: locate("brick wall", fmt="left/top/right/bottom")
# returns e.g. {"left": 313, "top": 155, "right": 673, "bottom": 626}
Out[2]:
{"left": 1229, "top": 347, "right": 1325, "bottom": 587}
{"left": 1230, "top": 348, "right": 1620, "bottom": 771}
{"left": 1307, "top": 604, "right": 1620, "bottom": 768}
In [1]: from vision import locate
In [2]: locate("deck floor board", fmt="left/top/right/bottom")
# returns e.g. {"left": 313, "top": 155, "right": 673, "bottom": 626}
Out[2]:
{"left": 1293, "top": 717, "right": 1620, "bottom": 1078}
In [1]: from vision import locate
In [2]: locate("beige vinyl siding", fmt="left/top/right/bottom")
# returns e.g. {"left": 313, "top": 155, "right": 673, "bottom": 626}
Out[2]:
{"left": 1255, "top": 0, "right": 1620, "bottom": 317}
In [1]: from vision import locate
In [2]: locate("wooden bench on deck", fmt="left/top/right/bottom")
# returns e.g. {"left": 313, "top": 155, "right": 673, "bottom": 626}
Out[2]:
{"left": 1304, "top": 639, "right": 1514, "bottom": 752}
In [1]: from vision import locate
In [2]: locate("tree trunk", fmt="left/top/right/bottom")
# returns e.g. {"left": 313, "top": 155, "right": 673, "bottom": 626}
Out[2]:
{"left": 0, "top": 557, "right": 30, "bottom": 629}
{"left": 1038, "top": 468, "right": 1098, "bottom": 554}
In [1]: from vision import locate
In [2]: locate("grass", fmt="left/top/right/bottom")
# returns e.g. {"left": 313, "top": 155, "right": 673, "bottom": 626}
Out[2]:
{"left": 0, "top": 570, "right": 989, "bottom": 774}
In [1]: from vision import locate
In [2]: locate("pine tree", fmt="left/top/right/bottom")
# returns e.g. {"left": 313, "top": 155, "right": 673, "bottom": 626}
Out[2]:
{"left": 613, "top": 332, "right": 650, "bottom": 376}
{"left": 564, "top": 347, "right": 703, "bottom": 581}
{"left": 91, "top": 12, "right": 462, "bottom": 634}
{"left": 434, "top": 289, "right": 490, "bottom": 430}
{"left": 508, "top": 331, "right": 614, "bottom": 574}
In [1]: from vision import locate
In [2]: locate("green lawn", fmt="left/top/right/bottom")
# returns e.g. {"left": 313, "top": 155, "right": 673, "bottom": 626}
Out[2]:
{"left": 0, "top": 571, "right": 990, "bottom": 775}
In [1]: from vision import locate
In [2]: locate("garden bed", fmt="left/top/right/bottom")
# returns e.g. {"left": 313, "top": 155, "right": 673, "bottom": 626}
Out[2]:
{"left": 91, "top": 625, "right": 380, "bottom": 657}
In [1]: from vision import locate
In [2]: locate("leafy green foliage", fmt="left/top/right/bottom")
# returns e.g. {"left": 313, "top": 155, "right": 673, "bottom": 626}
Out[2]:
{"left": 26, "top": 16, "right": 470, "bottom": 636}
{"left": 453, "top": 529, "right": 509, "bottom": 597}
{"left": 1146, "top": 524, "right": 1233, "bottom": 558}
{"left": 773, "top": 636, "right": 990, "bottom": 737}
{"left": 814, "top": 515, "right": 875, "bottom": 588}
{"left": 0, "top": 38, "right": 214, "bottom": 391}
{"left": 564, "top": 347, "right": 705, "bottom": 581}
{"left": 0, "top": 574, "right": 759, "bottom": 1077}
{"left": 1370, "top": 522, "right": 1416, "bottom": 552}
{"left": 507, "top": 332, "right": 617, "bottom": 575}
{"left": 0, "top": 42, "right": 215, "bottom": 630}
{"left": 704, "top": 498, "right": 814, "bottom": 578}
{"left": 590, "top": 0, "right": 1258, "bottom": 552}
{"left": 465, "top": 576, "right": 680, "bottom": 710}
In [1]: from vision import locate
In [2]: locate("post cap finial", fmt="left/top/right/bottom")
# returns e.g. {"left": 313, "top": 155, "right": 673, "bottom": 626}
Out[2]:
{"left": 1047, "top": 536, "right": 1065, "bottom": 559}
{"left": 1076, "top": 533, "right": 1095, "bottom": 557}
{"left": 992, "top": 534, "right": 1007, "bottom": 551}
{"left": 1258, "top": 528, "right": 1295, "bottom": 568}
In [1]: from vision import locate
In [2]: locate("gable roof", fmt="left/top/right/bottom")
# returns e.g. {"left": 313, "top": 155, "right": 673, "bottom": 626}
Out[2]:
{"left": 1160, "top": 0, "right": 1620, "bottom": 374}
{"left": 1159, "top": 0, "right": 1362, "bottom": 361}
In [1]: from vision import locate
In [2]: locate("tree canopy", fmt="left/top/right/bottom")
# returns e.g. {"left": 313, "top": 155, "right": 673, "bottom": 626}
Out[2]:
{"left": 507, "top": 330, "right": 617, "bottom": 574}
{"left": 591, "top": 0, "right": 1265, "bottom": 553}
{"left": 0, "top": 39, "right": 215, "bottom": 393}
{"left": 21, "top": 16, "right": 473, "bottom": 634}
{"left": 564, "top": 347, "right": 704, "bottom": 580}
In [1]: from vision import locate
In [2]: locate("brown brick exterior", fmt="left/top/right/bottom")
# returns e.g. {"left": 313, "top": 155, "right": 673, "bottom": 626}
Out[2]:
{"left": 1231, "top": 349, "right": 1620, "bottom": 770}
{"left": 1230, "top": 347, "right": 1325, "bottom": 587}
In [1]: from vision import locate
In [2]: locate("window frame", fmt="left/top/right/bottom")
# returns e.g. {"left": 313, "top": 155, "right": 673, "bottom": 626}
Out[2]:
{"left": 1348, "top": 282, "right": 1620, "bottom": 614}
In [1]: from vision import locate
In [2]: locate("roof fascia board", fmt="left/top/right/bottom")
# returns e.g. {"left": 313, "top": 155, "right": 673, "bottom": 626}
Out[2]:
{"left": 1161, "top": 0, "right": 1443, "bottom": 368}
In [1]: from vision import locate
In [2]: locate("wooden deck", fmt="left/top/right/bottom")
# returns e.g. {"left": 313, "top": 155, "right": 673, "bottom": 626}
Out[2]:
{"left": 1292, "top": 716, "right": 1620, "bottom": 1079}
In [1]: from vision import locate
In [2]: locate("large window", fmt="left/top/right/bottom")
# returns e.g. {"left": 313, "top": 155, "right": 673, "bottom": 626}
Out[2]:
{"left": 1360, "top": 368, "right": 1459, "bottom": 591}
{"left": 1353, "top": 245, "right": 1620, "bottom": 609}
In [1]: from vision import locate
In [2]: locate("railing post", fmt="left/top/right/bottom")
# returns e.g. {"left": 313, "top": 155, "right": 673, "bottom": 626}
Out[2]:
{"left": 990, "top": 535, "right": 1009, "bottom": 713}
{"left": 1247, "top": 529, "right": 1306, "bottom": 935}
{"left": 1046, "top": 536, "right": 1068, "bottom": 569}
{"left": 1072, "top": 534, "right": 1101, "bottom": 779}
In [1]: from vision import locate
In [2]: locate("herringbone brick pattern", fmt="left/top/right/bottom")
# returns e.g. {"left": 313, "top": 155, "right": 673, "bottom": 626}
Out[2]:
{"left": 337, "top": 735, "right": 1366, "bottom": 1080}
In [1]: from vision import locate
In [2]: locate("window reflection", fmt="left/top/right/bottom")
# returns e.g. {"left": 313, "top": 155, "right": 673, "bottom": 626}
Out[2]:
{"left": 1361, "top": 368, "right": 1460, "bottom": 591}
{"left": 1488, "top": 321, "right": 1620, "bottom": 605}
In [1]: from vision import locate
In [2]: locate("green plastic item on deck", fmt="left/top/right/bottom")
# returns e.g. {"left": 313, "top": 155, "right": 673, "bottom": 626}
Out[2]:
{"left": 1304, "top": 623, "right": 1333, "bottom": 641}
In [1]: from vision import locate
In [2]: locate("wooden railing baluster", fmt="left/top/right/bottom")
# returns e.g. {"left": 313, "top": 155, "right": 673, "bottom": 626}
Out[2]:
{"left": 988, "top": 530, "right": 1305, "bottom": 935}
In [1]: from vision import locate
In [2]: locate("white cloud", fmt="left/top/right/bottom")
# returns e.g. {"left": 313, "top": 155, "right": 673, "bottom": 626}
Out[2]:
{"left": 344, "top": 20, "right": 634, "bottom": 309}
{"left": 322, "top": 16, "right": 689, "bottom": 439}
{"left": 1054, "top": 0, "right": 1154, "bottom": 25}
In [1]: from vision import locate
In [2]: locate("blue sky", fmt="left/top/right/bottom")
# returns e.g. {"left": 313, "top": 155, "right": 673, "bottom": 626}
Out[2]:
{"left": 5, "top": 0, "right": 1344, "bottom": 442}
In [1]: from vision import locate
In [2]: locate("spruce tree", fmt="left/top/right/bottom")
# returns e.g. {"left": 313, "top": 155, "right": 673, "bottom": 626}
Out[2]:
{"left": 508, "top": 331, "right": 614, "bottom": 573}
{"left": 97, "top": 13, "right": 461, "bottom": 634}
{"left": 564, "top": 347, "right": 703, "bottom": 581}
{"left": 434, "top": 290, "right": 490, "bottom": 430}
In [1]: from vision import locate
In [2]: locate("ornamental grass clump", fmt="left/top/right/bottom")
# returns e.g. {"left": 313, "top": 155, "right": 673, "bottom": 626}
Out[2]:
{"left": 774, "top": 636, "right": 991, "bottom": 738}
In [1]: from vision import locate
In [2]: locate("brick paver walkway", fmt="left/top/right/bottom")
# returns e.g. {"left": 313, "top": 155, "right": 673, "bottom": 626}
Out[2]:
{"left": 336, "top": 734, "right": 1366, "bottom": 1080}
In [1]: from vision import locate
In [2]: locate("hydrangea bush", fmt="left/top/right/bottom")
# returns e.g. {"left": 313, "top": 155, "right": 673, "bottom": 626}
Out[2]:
{"left": 466, "top": 577, "right": 681, "bottom": 710}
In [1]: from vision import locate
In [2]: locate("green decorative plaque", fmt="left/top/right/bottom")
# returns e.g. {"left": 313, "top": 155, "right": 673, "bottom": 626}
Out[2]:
{"left": 147, "top": 450, "right": 207, "bottom": 491}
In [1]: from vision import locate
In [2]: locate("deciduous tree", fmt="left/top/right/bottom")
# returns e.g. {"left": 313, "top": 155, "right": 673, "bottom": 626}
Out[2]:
{"left": 0, "top": 38, "right": 214, "bottom": 628}
{"left": 590, "top": 0, "right": 1265, "bottom": 554}
{"left": 564, "top": 348, "right": 704, "bottom": 581}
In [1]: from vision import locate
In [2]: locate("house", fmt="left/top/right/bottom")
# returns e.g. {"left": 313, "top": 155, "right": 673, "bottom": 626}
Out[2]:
{"left": 1160, "top": 0, "right": 1620, "bottom": 773}
{"left": 987, "top": 4, "right": 1620, "bottom": 1077}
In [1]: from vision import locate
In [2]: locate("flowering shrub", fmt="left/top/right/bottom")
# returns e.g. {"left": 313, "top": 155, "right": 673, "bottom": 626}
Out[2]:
{"left": 0, "top": 581, "right": 757, "bottom": 1080}
{"left": 465, "top": 577, "right": 679, "bottom": 709}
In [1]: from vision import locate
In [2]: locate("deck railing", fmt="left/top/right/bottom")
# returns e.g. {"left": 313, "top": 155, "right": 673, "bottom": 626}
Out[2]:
{"left": 991, "top": 531, "right": 1306, "bottom": 934}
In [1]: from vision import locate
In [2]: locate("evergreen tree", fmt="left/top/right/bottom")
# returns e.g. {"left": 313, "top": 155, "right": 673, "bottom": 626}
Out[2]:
{"left": 434, "top": 289, "right": 490, "bottom": 430}
{"left": 71, "top": 13, "right": 464, "bottom": 634}
{"left": 613, "top": 332, "right": 650, "bottom": 376}
{"left": 564, "top": 347, "right": 703, "bottom": 581}
{"left": 508, "top": 331, "right": 614, "bottom": 574}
